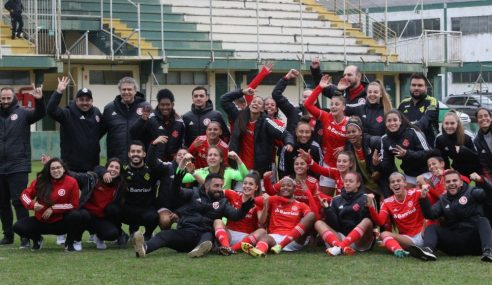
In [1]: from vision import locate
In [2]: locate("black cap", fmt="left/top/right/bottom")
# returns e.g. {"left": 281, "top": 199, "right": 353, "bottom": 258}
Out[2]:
{"left": 157, "top": 89, "right": 175, "bottom": 103}
{"left": 76, "top": 88, "right": 92, "bottom": 99}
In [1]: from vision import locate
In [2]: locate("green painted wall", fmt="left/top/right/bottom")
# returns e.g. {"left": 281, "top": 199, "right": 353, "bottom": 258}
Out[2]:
{"left": 31, "top": 131, "right": 107, "bottom": 160}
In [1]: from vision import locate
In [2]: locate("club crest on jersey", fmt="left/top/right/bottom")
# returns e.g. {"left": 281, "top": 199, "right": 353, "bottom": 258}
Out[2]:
{"left": 318, "top": 129, "right": 323, "bottom": 136}
{"left": 10, "top": 114, "right": 18, "bottom": 121}
{"left": 292, "top": 206, "right": 298, "bottom": 211}
{"left": 203, "top": 118, "right": 211, "bottom": 126}
{"left": 137, "top": 107, "right": 145, "bottom": 116}
{"left": 95, "top": 115, "right": 100, "bottom": 122}
{"left": 144, "top": 173, "right": 150, "bottom": 181}
{"left": 459, "top": 196, "right": 468, "bottom": 205}
{"left": 172, "top": 130, "right": 179, "bottom": 138}
{"left": 407, "top": 200, "right": 413, "bottom": 208}
{"left": 376, "top": 116, "right": 383, "bottom": 123}
{"left": 402, "top": 139, "right": 410, "bottom": 147}
{"left": 58, "top": 189, "right": 66, "bottom": 196}
{"left": 212, "top": 201, "right": 220, "bottom": 209}
{"left": 352, "top": 203, "right": 360, "bottom": 212}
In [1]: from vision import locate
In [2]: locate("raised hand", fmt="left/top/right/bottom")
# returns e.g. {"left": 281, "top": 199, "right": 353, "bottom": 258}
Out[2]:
{"left": 31, "top": 83, "right": 43, "bottom": 99}
{"left": 152, "top": 135, "right": 169, "bottom": 145}
{"left": 420, "top": 184, "right": 430, "bottom": 198}
{"left": 297, "top": 148, "right": 312, "bottom": 163}
{"left": 285, "top": 69, "right": 300, "bottom": 80}
{"left": 393, "top": 145, "right": 407, "bottom": 158}
{"left": 242, "top": 87, "right": 255, "bottom": 96}
{"left": 337, "top": 78, "right": 350, "bottom": 91}
{"left": 56, "top": 76, "right": 70, "bottom": 93}
{"left": 319, "top": 74, "right": 331, "bottom": 89}
{"left": 264, "top": 61, "right": 274, "bottom": 72}
{"left": 371, "top": 149, "right": 381, "bottom": 166}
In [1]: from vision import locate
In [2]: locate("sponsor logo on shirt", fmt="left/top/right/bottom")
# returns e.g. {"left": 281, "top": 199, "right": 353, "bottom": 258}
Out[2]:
{"left": 80, "top": 115, "right": 85, "bottom": 120}
{"left": 112, "top": 111, "right": 117, "bottom": 116}
{"left": 393, "top": 207, "right": 416, "bottom": 219}
{"left": 274, "top": 207, "right": 299, "bottom": 216}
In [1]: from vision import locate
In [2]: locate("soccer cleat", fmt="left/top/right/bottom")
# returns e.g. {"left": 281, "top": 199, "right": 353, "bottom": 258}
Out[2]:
{"left": 241, "top": 242, "right": 254, "bottom": 254}
{"left": 481, "top": 248, "right": 492, "bottom": 262}
{"left": 326, "top": 246, "right": 342, "bottom": 256}
{"left": 187, "top": 240, "right": 213, "bottom": 258}
{"left": 73, "top": 241, "right": 83, "bottom": 252}
{"left": 217, "top": 246, "right": 236, "bottom": 256}
{"left": 247, "top": 247, "right": 266, "bottom": 258}
{"left": 65, "top": 243, "right": 76, "bottom": 252}
{"left": 116, "top": 232, "right": 130, "bottom": 247}
{"left": 32, "top": 237, "right": 44, "bottom": 251}
{"left": 94, "top": 235, "right": 107, "bottom": 250}
{"left": 56, "top": 235, "right": 66, "bottom": 246}
{"left": 270, "top": 244, "right": 282, "bottom": 254}
{"left": 394, "top": 249, "right": 410, "bottom": 258}
{"left": 19, "top": 238, "right": 30, "bottom": 249}
{"left": 132, "top": 231, "right": 146, "bottom": 258}
{"left": 0, "top": 235, "right": 14, "bottom": 245}
{"left": 408, "top": 245, "right": 437, "bottom": 261}
{"left": 342, "top": 246, "right": 356, "bottom": 256}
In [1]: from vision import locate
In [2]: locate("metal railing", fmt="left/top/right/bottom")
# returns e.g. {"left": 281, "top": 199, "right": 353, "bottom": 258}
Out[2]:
{"left": 388, "top": 30, "right": 462, "bottom": 66}
{"left": 66, "top": 30, "right": 90, "bottom": 56}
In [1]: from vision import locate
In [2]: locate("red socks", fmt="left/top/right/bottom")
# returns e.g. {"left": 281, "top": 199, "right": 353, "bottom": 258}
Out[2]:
{"left": 382, "top": 236, "right": 402, "bottom": 253}
{"left": 256, "top": 241, "right": 269, "bottom": 253}
{"left": 321, "top": 229, "right": 341, "bottom": 247}
{"left": 215, "top": 228, "right": 230, "bottom": 247}
{"left": 339, "top": 226, "right": 364, "bottom": 248}
{"left": 231, "top": 235, "right": 257, "bottom": 251}
{"left": 279, "top": 223, "right": 307, "bottom": 248}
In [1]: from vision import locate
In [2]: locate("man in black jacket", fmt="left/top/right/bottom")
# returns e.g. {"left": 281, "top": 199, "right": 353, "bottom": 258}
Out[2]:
{"left": 47, "top": 77, "right": 103, "bottom": 172}
{"left": 182, "top": 86, "right": 230, "bottom": 147}
{"left": 0, "top": 85, "right": 44, "bottom": 247}
{"left": 410, "top": 170, "right": 492, "bottom": 262}
{"left": 102, "top": 77, "right": 146, "bottom": 162}
{"left": 132, "top": 169, "right": 253, "bottom": 258}
{"left": 4, "top": 0, "right": 23, "bottom": 39}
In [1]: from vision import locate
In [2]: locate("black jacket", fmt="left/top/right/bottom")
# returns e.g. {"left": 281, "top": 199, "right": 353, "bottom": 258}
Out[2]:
{"left": 474, "top": 129, "right": 492, "bottom": 179}
{"left": 4, "top": 0, "right": 23, "bottom": 15}
{"left": 102, "top": 95, "right": 146, "bottom": 161}
{"left": 173, "top": 169, "right": 253, "bottom": 232}
{"left": 379, "top": 127, "right": 430, "bottom": 177}
{"left": 225, "top": 90, "right": 295, "bottom": 175}
{"left": 0, "top": 96, "right": 45, "bottom": 174}
{"left": 398, "top": 94, "right": 439, "bottom": 147}
{"left": 345, "top": 101, "right": 386, "bottom": 138}
{"left": 130, "top": 108, "right": 185, "bottom": 162}
{"left": 311, "top": 66, "right": 367, "bottom": 107}
{"left": 279, "top": 140, "right": 323, "bottom": 178}
{"left": 47, "top": 91, "right": 103, "bottom": 171}
{"left": 271, "top": 78, "right": 302, "bottom": 134}
{"left": 420, "top": 183, "right": 489, "bottom": 231}
{"left": 324, "top": 189, "right": 369, "bottom": 235}
{"left": 182, "top": 101, "right": 230, "bottom": 147}
{"left": 434, "top": 131, "right": 479, "bottom": 176}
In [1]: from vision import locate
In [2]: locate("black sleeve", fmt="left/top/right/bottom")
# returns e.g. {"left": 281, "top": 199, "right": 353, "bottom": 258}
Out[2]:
{"left": 28, "top": 98, "right": 46, "bottom": 124}
{"left": 220, "top": 89, "right": 243, "bottom": 124}
{"left": 223, "top": 198, "right": 254, "bottom": 221}
{"left": 419, "top": 197, "right": 442, "bottom": 220}
{"left": 323, "top": 204, "right": 341, "bottom": 231}
{"left": 46, "top": 91, "right": 66, "bottom": 122}
{"left": 129, "top": 117, "right": 148, "bottom": 141}
{"left": 272, "top": 78, "right": 299, "bottom": 134}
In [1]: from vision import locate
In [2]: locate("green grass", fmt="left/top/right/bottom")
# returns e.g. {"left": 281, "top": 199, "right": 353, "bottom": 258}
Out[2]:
{"left": 1, "top": 161, "right": 487, "bottom": 284}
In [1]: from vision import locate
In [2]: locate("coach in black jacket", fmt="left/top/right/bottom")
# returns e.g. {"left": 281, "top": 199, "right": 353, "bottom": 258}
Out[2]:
{"left": 47, "top": 77, "right": 103, "bottom": 172}
{"left": 0, "top": 85, "right": 45, "bottom": 245}
{"left": 183, "top": 86, "right": 230, "bottom": 147}
{"left": 410, "top": 170, "right": 492, "bottom": 261}
{"left": 102, "top": 77, "right": 146, "bottom": 161}
{"left": 132, "top": 169, "right": 253, "bottom": 258}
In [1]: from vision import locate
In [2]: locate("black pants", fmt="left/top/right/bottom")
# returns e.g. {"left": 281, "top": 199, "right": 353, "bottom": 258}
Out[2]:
{"left": 13, "top": 211, "right": 82, "bottom": 245}
{"left": 76, "top": 209, "right": 120, "bottom": 242}
{"left": 10, "top": 12, "right": 23, "bottom": 36}
{"left": 146, "top": 229, "right": 212, "bottom": 254}
{"left": 0, "top": 173, "right": 29, "bottom": 238}
{"left": 106, "top": 204, "right": 158, "bottom": 238}
{"left": 423, "top": 217, "right": 492, "bottom": 256}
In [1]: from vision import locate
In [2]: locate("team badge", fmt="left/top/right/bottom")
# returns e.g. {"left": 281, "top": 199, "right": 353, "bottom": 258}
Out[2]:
{"left": 376, "top": 116, "right": 383, "bottom": 123}
{"left": 352, "top": 204, "right": 360, "bottom": 212}
{"left": 407, "top": 200, "right": 413, "bottom": 208}
{"left": 58, "top": 189, "right": 66, "bottom": 196}
{"left": 144, "top": 173, "right": 150, "bottom": 181}
{"left": 318, "top": 129, "right": 323, "bottom": 136}
{"left": 10, "top": 114, "right": 18, "bottom": 121}
{"left": 358, "top": 98, "right": 365, "bottom": 104}
{"left": 212, "top": 201, "right": 220, "bottom": 209}
{"left": 136, "top": 107, "right": 143, "bottom": 115}
{"left": 203, "top": 118, "right": 211, "bottom": 126}
{"left": 172, "top": 130, "right": 179, "bottom": 138}
{"left": 459, "top": 196, "right": 468, "bottom": 205}
{"left": 402, "top": 139, "right": 410, "bottom": 147}
{"left": 292, "top": 206, "right": 298, "bottom": 211}
{"left": 95, "top": 115, "right": 100, "bottom": 123}
{"left": 341, "top": 126, "right": 346, "bottom": 131}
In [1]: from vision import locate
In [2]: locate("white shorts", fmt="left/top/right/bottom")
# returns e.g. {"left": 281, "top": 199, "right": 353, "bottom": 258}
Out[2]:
{"left": 404, "top": 174, "right": 417, "bottom": 185}
{"left": 269, "top": 234, "right": 305, "bottom": 252}
{"left": 403, "top": 232, "right": 424, "bottom": 247}
{"left": 319, "top": 161, "right": 336, "bottom": 187}
{"left": 229, "top": 230, "right": 248, "bottom": 245}
{"left": 337, "top": 232, "right": 374, "bottom": 252}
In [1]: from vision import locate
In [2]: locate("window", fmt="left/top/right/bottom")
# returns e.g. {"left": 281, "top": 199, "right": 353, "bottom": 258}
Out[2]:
{"left": 0, "top": 70, "right": 30, "bottom": 85}
{"left": 447, "top": 97, "right": 465, "bottom": 105}
{"left": 452, "top": 15, "right": 492, "bottom": 35}
{"left": 155, "top": 72, "right": 208, "bottom": 85}
{"left": 379, "top": 18, "right": 440, "bottom": 39}
{"left": 89, "top": 70, "right": 133, "bottom": 85}
{"left": 451, "top": 71, "right": 492, "bottom": 84}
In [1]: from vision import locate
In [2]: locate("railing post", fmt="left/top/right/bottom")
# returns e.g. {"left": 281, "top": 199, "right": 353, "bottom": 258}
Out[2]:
{"left": 100, "top": 0, "right": 104, "bottom": 30}
{"left": 161, "top": 3, "right": 165, "bottom": 58}
{"left": 209, "top": 0, "right": 214, "bottom": 61}
{"left": 137, "top": 3, "right": 141, "bottom": 56}
{"left": 256, "top": 0, "right": 260, "bottom": 62}
{"left": 343, "top": 0, "right": 347, "bottom": 65}
{"left": 299, "top": 0, "right": 305, "bottom": 63}
{"left": 110, "top": 0, "right": 113, "bottom": 60}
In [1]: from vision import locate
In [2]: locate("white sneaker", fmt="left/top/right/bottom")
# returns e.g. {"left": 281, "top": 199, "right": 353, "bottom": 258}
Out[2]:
{"left": 326, "top": 246, "right": 342, "bottom": 256}
{"left": 73, "top": 241, "right": 83, "bottom": 252}
{"left": 56, "top": 235, "right": 66, "bottom": 246}
{"left": 94, "top": 235, "right": 107, "bottom": 250}
{"left": 88, "top": 234, "right": 95, "bottom": 243}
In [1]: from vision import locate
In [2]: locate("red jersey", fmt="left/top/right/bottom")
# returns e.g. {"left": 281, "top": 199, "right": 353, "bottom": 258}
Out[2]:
{"left": 308, "top": 159, "right": 344, "bottom": 195}
{"left": 83, "top": 183, "right": 118, "bottom": 218}
{"left": 224, "top": 190, "right": 258, "bottom": 234}
{"left": 239, "top": 121, "right": 256, "bottom": 169}
{"left": 304, "top": 85, "right": 348, "bottom": 167}
{"left": 188, "top": 135, "right": 229, "bottom": 169}
{"left": 21, "top": 175, "right": 80, "bottom": 224}
{"left": 267, "top": 196, "right": 312, "bottom": 235}
{"left": 369, "top": 188, "right": 425, "bottom": 236}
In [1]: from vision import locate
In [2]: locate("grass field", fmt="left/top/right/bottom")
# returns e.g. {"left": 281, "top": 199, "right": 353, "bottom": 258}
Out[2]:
{"left": 0, "top": 161, "right": 490, "bottom": 284}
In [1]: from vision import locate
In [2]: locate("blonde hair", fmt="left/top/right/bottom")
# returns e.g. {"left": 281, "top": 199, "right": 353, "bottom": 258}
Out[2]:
{"left": 368, "top": 80, "right": 393, "bottom": 113}
{"left": 442, "top": 111, "right": 465, "bottom": 145}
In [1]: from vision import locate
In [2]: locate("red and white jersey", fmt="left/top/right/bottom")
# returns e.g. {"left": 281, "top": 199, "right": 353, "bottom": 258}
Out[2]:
{"left": 188, "top": 135, "right": 229, "bottom": 169}
{"left": 239, "top": 121, "right": 256, "bottom": 169}
{"left": 224, "top": 190, "right": 259, "bottom": 234}
{"left": 308, "top": 160, "right": 344, "bottom": 195}
{"left": 369, "top": 188, "right": 425, "bottom": 236}
{"left": 267, "top": 196, "right": 312, "bottom": 235}
{"left": 21, "top": 175, "right": 80, "bottom": 224}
